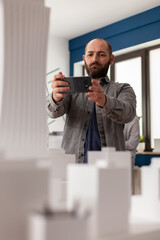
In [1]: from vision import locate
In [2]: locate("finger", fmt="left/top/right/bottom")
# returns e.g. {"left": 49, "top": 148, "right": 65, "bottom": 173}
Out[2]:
{"left": 54, "top": 92, "right": 67, "bottom": 100}
{"left": 53, "top": 86, "right": 70, "bottom": 93}
{"left": 52, "top": 80, "right": 69, "bottom": 88}
{"left": 87, "top": 89, "right": 103, "bottom": 97}
{"left": 91, "top": 79, "right": 100, "bottom": 86}
{"left": 89, "top": 85, "right": 102, "bottom": 92}
{"left": 57, "top": 72, "right": 65, "bottom": 78}
{"left": 56, "top": 92, "right": 67, "bottom": 97}
{"left": 87, "top": 91, "right": 105, "bottom": 100}
{"left": 53, "top": 72, "right": 65, "bottom": 81}
{"left": 88, "top": 95, "right": 100, "bottom": 103}
{"left": 88, "top": 96, "right": 104, "bottom": 107}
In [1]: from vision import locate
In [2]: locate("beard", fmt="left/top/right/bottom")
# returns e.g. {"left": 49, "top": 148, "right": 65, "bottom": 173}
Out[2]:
{"left": 85, "top": 60, "right": 110, "bottom": 79}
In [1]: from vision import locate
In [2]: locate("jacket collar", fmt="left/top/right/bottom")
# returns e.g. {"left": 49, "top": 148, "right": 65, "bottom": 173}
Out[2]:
{"left": 99, "top": 76, "right": 110, "bottom": 86}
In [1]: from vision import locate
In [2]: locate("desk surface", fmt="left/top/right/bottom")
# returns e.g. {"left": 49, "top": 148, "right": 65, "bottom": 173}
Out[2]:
{"left": 99, "top": 217, "right": 160, "bottom": 240}
{"left": 136, "top": 152, "right": 160, "bottom": 155}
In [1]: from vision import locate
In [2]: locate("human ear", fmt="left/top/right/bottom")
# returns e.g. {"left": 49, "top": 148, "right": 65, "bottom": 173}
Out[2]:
{"left": 110, "top": 54, "right": 114, "bottom": 65}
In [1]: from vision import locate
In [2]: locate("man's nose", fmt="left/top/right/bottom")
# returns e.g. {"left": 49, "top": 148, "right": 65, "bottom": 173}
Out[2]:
{"left": 92, "top": 53, "right": 99, "bottom": 62}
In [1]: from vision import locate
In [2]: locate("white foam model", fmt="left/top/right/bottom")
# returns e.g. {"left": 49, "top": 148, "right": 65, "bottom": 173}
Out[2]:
{"left": 47, "top": 149, "right": 75, "bottom": 181}
{"left": 131, "top": 158, "right": 160, "bottom": 221}
{"left": 67, "top": 161, "right": 130, "bottom": 238}
{"left": 102, "top": 147, "right": 116, "bottom": 152}
{"left": 0, "top": 161, "right": 49, "bottom": 240}
{"left": 88, "top": 149, "right": 132, "bottom": 193}
{"left": 88, "top": 148, "right": 131, "bottom": 169}
{"left": 28, "top": 210, "right": 88, "bottom": 240}
{"left": 48, "top": 150, "right": 75, "bottom": 208}
{"left": 38, "top": 149, "right": 75, "bottom": 209}
{"left": 153, "top": 139, "right": 160, "bottom": 152}
{"left": 0, "top": 0, "right": 50, "bottom": 159}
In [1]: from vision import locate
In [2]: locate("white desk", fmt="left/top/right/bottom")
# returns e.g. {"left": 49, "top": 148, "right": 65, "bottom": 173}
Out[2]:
{"left": 98, "top": 217, "right": 160, "bottom": 240}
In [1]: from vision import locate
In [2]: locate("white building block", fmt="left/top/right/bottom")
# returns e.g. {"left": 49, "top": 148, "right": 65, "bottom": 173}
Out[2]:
{"left": 0, "top": 0, "right": 50, "bottom": 159}
{"left": 108, "top": 217, "right": 160, "bottom": 240}
{"left": 29, "top": 210, "right": 160, "bottom": 240}
{"left": 0, "top": 162, "right": 49, "bottom": 240}
{"left": 132, "top": 195, "right": 160, "bottom": 222}
{"left": 48, "top": 178, "right": 68, "bottom": 209}
{"left": 88, "top": 150, "right": 132, "bottom": 195}
{"left": 28, "top": 210, "right": 88, "bottom": 240}
{"left": 67, "top": 164, "right": 130, "bottom": 238}
{"left": 0, "top": 158, "right": 38, "bottom": 169}
{"left": 88, "top": 150, "right": 131, "bottom": 169}
{"left": 151, "top": 158, "right": 160, "bottom": 168}
{"left": 153, "top": 139, "right": 160, "bottom": 152}
{"left": 48, "top": 149, "right": 75, "bottom": 180}
{"left": 102, "top": 147, "right": 116, "bottom": 152}
{"left": 141, "top": 167, "right": 160, "bottom": 200}
{"left": 38, "top": 150, "right": 75, "bottom": 209}
{"left": 47, "top": 150, "right": 75, "bottom": 208}
{"left": 131, "top": 158, "right": 160, "bottom": 221}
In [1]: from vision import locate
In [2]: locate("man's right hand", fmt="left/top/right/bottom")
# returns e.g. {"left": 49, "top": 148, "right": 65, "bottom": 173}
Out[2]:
{"left": 51, "top": 72, "right": 70, "bottom": 102}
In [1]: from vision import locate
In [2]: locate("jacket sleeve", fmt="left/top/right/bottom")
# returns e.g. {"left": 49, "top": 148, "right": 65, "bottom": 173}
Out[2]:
{"left": 46, "top": 93, "right": 71, "bottom": 118}
{"left": 103, "top": 83, "right": 136, "bottom": 124}
{"left": 124, "top": 117, "right": 140, "bottom": 151}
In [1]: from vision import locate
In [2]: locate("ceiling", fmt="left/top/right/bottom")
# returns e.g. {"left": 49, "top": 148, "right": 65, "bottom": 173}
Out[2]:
{"left": 45, "top": 0, "right": 160, "bottom": 40}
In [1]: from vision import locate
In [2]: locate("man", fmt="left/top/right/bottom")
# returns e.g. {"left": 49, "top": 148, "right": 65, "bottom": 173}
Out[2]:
{"left": 124, "top": 116, "right": 140, "bottom": 194}
{"left": 47, "top": 38, "right": 136, "bottom": 163}
{"left": 124, "top": 116, "right": 140, "bottom": 166}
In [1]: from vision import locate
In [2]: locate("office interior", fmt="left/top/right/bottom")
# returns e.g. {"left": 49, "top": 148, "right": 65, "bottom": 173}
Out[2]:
{"left": 47, "top": 2, "right": 160, "bottom": 163}
{"left": 1, "top": 0, "right": 160, "bottom": 240}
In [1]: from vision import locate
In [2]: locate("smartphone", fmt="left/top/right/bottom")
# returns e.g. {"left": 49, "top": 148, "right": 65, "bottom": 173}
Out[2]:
{"left": 58, "top": 76, "right": 92, "bottom": 93}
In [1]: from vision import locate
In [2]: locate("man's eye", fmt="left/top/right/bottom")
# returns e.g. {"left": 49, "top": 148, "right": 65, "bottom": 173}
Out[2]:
{"left": 99, "top": 53, "right": 105, "bottom": 57}
{"left": 87, "top": 53, "right": 93, "bottom": 57}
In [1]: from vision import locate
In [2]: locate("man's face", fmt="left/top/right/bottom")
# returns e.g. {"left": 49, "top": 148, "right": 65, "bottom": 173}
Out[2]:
{"left": 83, "top": 39, "right": 111, "bottom": 79}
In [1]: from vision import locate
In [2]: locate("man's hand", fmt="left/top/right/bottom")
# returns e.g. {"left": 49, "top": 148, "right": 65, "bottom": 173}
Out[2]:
{"left": 51, "top": 72, "right": 70, "bottom": 102}
{"left": 86, "top": 80, "right": 107, "bottom": 108}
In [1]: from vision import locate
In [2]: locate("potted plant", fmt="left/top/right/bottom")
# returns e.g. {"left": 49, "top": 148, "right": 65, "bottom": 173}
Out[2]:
{"left": 137, "top": 135, "right": 145, "bottom": 152}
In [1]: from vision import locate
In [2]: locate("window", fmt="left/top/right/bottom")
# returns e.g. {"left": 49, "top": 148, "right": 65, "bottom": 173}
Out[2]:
{"left": 114, "top": 57, "right": 142, "bottom": 136}
{"left": 111, "top": 45, "right": 160, "bottom": 151}
{"left": 149, "top": 48, "right": 160, "bottom": 148}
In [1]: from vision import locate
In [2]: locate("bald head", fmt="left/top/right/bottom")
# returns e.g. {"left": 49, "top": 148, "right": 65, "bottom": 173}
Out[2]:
{"left": 85, "top": 38, "right": 112, "bottom": 57}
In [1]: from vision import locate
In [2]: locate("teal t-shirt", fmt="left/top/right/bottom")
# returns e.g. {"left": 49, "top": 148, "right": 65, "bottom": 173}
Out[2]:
{"left": 84, "top": 102, "right": 101, "bottom": 163}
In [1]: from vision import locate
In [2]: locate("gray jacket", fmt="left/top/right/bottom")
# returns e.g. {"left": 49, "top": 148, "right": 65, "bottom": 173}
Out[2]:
{"left": 47, "top": 78, "right": 136, "bottom": 163}
{"left": 124, "top": 116, "right": 140, "bottom": 163}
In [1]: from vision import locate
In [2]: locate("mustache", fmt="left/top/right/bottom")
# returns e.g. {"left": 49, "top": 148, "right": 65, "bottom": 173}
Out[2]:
{"left": 90, "top": 61, "right": 102, "bottom": 67}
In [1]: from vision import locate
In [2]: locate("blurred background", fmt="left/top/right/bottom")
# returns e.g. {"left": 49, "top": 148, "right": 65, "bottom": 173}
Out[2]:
{"left": 45, "top": 0, "right": 160, "bottom": 152}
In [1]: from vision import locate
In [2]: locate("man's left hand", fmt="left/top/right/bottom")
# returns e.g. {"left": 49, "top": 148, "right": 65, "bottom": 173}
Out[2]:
{"left": 86, "top": 79, "right": 107, "bottom": 108}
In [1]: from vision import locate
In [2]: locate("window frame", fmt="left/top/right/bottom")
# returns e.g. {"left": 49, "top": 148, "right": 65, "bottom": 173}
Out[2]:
{"left": 111, "top": 44, "right": 160, "bottom": 151}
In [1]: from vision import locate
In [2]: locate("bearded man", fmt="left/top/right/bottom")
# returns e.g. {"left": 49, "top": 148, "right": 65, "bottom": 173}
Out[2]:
{"left": 47, "top": 38, "right": 136, "bottom": 163}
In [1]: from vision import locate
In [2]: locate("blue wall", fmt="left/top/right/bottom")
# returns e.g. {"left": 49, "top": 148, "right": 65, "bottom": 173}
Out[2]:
{"left": 69, "top": 6, "right": 160, "bottom": 76}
